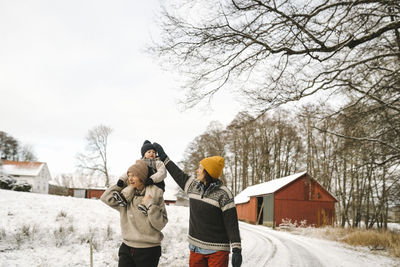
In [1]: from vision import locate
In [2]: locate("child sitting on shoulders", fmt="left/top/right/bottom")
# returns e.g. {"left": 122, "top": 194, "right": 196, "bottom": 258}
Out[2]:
{"left": 113, "top": 140, "right": 166, "bottom": 215}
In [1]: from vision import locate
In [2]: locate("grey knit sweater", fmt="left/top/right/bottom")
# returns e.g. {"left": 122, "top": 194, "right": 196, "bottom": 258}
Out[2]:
{"left": 100, "top": 183, "right": 168, "bottom": 248}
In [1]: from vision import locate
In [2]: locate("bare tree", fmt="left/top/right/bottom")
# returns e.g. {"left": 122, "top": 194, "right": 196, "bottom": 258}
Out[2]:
{"left": 0, "top": 131, "right": 38, "bottom": 161}
{"left": 154, "top": 0, "right": 399, "bottom": 107}
{"left": 182, "top": 104, "right": 399, "bottom": 228}
{"left": 18, "top": 144, "right": 38, "bottom": 161}
{"left": 153, "top": 0, "right": 400, "bottom": 166}
{"left": 76, "top": 125, "right": 113, "bottom": 187}
{"left": 155, "top": 2, "right": 400, "bottom": 228}
{"left": 182, "top": 121, "right": 228, "bottom": 184}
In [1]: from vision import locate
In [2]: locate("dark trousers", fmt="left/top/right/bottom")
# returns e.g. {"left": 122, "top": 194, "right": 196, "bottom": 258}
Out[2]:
{"left": 118, "top": 243, "right": 161, "bottom": 267}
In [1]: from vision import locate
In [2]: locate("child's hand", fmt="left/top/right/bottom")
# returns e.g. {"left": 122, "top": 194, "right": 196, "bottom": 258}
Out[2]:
{"left": 117, "top": 179, "right": 125, "bottom": 187}
{"left": 142, "top": 194, "right": 152, "bottom": 203}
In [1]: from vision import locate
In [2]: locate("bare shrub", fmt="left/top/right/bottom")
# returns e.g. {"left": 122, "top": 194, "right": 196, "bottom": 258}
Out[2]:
{"left": 13, "top": 224, "right": 38, "bottom": 247}
{"left": 343, "top": 230, "right": 391, "bottom": 250}
{"left": 317, "top": 227, "right": 400, "bottom": 258}
{"left": 394, "top": 246, "right": 400, "bottom": 258}
{"left": 105, "top": 224, "right": 114, "bottom": 241}
{"left": 56, "top": 210, "right": 67, "bottom": 221}
{"left": 79, "top": 227, "right": 100, "bottom": 251}
{"left": 54, "top": 226, "right": 67, "bottom": 247}
{"left": 54, "top": 225, "right": 74, "bottom": 247}
{"left": 14, "top": 233, "right": 23, "bottom": 248}
{"left": 278, "top": 218, "right": 309, "bottom": 231}
{"left": 21, "top": 224, "right": 31, "bottom": 237}
{"left": 0, "top": 228, "right": 5, "bottom": 240}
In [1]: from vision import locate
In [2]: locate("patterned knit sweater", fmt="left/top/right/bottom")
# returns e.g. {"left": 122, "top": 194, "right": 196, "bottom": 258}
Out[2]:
{"left": 163, "top": 158, "right": 241, "bottom": 251}
{"left": 100, "top": 183, "right": 168, "bottom": 248}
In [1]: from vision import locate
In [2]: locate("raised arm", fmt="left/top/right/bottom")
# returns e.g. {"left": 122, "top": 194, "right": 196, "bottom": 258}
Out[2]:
{"left": 100, "top": 184, "right": 124, "bottom": 211}
{"left": 100, "top": 174, "right": 130, "bottom": 211}
{"left": 153, "top": 142, "right": 191, "bottom": 190}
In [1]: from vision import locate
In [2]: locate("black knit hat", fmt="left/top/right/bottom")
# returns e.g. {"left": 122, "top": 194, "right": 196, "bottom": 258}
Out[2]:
{"left": 141, "top": 140, "right": 156, "bottom": 157}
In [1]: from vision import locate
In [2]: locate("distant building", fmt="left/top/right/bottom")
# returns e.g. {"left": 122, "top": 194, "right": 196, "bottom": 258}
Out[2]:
{"left": 48, "top": 183, "right": 69, "bottom": 196}
{"left": 47, "top": 175, "right": 181, "bottom": 203}
{"left": 86, "top": 188, "right": 106, "bottom": 199}
{"left": 65, "top": 187, "right": 106, "bottom": 199}
{"left": 164, "top": 187, "right": 177, "bottom": 205}
{"left": 1, "top": 160, "right": 51, "bottom": 194}
{"left": 235, "top": 172, "right": 337, "bottom": 227}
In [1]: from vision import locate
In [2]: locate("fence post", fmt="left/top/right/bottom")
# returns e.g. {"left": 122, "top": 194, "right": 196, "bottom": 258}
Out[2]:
{"left": 90, "top": 238, "right": 93, "bottom": 267}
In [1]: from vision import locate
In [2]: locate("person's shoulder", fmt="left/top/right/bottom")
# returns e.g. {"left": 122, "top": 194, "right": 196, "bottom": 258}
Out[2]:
{"left": 146, "top": 184, "right": 163, "bottom": 194}
{"left": 218, "top": 185, "right": 234, "bottom": 199}
{"left": 146, "top": 184, "right": 158, "bottom": 190}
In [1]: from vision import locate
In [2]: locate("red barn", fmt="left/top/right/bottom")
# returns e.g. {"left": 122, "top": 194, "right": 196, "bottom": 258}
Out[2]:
{"left": 67, "top": 188, "right": 106, "bottom": 199}
{"left": 86, "top": 188, "right": 106, "bottom": 199}
{"left": 235, "top": 172, "right": 337, "bottom": 227}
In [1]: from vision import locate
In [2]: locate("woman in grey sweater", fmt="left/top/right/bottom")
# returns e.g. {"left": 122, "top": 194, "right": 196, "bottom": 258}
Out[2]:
{"left": 101, "top": 159, "right": 168, "bottom": 267}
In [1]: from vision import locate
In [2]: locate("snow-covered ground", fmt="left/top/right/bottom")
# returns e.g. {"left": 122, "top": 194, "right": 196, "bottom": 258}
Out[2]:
{"left": 0, "top": 190, "right": 398, "bottom": 267}
{"left": 240, "top": 223, "right": 399, "bottom": 267}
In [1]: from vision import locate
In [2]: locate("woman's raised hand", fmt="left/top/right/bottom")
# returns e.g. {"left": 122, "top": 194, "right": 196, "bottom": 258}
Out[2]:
{"left": 153, "top": 142, "right": 167, "bottom": 161}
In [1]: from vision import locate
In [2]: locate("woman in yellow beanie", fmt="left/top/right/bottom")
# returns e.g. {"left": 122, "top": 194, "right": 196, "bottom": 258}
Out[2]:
{"left": 153, "top": 143, "right": 242, "bottom": 267}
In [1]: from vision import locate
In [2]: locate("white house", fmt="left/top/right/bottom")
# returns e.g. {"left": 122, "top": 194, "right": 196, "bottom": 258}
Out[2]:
{"left": 1, "top": 160, "right": 51, "bottom": 194}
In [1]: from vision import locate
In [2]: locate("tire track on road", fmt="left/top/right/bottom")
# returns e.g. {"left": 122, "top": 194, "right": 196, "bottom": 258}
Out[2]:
{"left": 239, "top": 222, "right": 277, "bottom": 266}
{"left": 239, "top": 222, "right": 324, "bottom": 267}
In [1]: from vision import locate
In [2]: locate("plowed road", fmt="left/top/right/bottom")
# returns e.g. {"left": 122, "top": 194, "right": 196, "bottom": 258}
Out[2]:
{"left": 239, "top": 222, "right": 397, "bottom": 267}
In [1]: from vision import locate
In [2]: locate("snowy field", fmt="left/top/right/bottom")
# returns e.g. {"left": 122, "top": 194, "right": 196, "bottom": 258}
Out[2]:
{"left": 0, "top": 189, "right": 399, "bottom": 267}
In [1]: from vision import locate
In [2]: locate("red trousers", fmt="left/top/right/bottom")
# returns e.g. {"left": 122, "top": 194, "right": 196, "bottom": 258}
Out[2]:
{"left": 189, "top": 250, "right": 229, "bottom": 267}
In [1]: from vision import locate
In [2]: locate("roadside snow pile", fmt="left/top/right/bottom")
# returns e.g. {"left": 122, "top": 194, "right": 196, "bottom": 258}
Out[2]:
{"left": 0, "top": 189, "right": 189, "bottom": 267}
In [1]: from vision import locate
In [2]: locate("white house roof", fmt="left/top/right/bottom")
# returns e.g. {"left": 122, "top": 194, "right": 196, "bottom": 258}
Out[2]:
{"left": 234, "top": 171, "right": 307, "bottom": 204}
{"left": 1, "top": 160, "right": 45, "bottom": 177}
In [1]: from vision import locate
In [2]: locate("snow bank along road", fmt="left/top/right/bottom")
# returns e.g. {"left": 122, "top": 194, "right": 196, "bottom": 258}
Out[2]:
{"left": 239, "top": 222, "right": 398, "bottom": 267}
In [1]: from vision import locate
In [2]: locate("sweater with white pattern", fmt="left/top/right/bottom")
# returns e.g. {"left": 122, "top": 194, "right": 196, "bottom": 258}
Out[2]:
{"left": 163, "top": 158, "right": 241, "bottom": 251}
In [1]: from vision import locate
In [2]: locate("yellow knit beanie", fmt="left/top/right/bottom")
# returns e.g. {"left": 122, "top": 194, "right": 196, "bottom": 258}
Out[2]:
{"left": 200, "top": 156, "right": 225, "bottom": 179}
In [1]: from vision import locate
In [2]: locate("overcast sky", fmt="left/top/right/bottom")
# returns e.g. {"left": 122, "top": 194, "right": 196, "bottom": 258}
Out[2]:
{"left": 0, "top": 0, "right": 243, "bottom": 177}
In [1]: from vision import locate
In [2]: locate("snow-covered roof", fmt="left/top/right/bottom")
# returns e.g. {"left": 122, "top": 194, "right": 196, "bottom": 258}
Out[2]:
{"left": 1, "top": 160, "right": 46, "bottom": 177}
{"left": 234, "top": 171, "right": 307, "bottom": 204}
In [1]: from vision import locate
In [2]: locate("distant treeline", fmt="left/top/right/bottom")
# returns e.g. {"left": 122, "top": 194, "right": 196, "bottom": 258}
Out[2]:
{"left": 181, "top": 105, "right": 400, "bottom": 229}
{"left": 0, "top": 131, "right": 37, "bottom": 161}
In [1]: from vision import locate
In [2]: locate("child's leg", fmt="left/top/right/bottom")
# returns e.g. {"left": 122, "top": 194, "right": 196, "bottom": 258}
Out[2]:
{"left": 138, "top": 190, "right": 149, "bottom": 215}
{"left": 113, "top": 191, "right": 127, "bottom": 207}
{"left": 151, "top": 186, "right": 164, "bottom": 205}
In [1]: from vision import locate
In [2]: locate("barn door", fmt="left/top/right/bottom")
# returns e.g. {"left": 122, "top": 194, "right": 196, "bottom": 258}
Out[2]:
{"left": 73, "top": 189, "right": 86, "bottom": 198}
{"left": 257, "top": 197, "right": 263, "bottom": 224}
{"left": 262, "top": 194, "right": 274, "bottom": 227}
